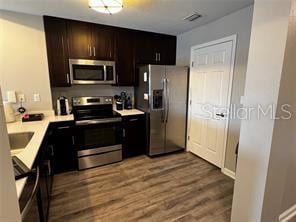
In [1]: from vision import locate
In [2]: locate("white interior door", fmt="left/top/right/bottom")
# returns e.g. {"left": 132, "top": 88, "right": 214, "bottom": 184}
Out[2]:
{"left": 188, "top": 38, "right": 235, "bottom": 168}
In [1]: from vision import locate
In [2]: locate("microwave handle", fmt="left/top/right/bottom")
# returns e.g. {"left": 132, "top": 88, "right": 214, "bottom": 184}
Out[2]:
{"left": 66, "top": 73, "right": 70, "bottom": 84}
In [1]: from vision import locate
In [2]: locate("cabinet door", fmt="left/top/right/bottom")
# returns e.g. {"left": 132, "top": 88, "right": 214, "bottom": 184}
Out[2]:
{"left": 122, "top": 115, "right": 146, "bottom": 158}
{"left": 44, "top": 16, "right": 70, "bottom": 87}
{"left": 134, "top": 32, "right": 158, "bottom": 65}
{"left": 92, "top": 25, "right": 115, "bottom": 60}
{"left": 67, "top": 20, "right": 92, "bottom": 59}
{"left": 163, "top": 36, "right": 176, "bottom": 65}
{"left": 51, "top": 123, "right": 76, "bottom": 174}
{"left": 115, "top": 29, "right": 135, "bottom": 86}
{"left": 154, "top": 34, "right": 177, "bottom": 65}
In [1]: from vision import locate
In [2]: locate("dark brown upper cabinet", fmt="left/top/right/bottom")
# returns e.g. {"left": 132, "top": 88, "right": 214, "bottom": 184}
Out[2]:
{"left": 44, "top": 16, "right": 70, "bottom": 87}
{"left": 67, "top": 20, "right": 92, "bottom": 59}
{"left": 135, "top": 32, "right": 176, "bottom": 66}
{"left": 92, "top": 25, "right": 115, "bottom": 60}
{"left": 67, "top": 20, "right": 115, "bottom": 60}
{"left": 115, "top": 28, "right": 135, "bottom": 86}
{"left": 44, "top": 16, "right": 176, "bottom": 87}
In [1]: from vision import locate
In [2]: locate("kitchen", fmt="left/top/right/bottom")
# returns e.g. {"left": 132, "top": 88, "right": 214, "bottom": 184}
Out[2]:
{"left": 3, "top": 0, "right": 286, "bottom": 221}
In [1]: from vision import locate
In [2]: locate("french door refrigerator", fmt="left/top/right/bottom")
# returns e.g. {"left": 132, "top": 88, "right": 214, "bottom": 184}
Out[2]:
{"left": 135, "top": 65, "right": 189, "bottom": 156}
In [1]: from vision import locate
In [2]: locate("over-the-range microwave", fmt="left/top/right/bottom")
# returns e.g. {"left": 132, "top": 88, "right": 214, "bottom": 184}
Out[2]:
{"left": 69, "top": 59, "right": 116, "bottom": 85}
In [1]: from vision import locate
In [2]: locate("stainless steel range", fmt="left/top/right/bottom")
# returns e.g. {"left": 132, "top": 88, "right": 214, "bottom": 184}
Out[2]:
{"left": 72, "top": 96, "right": 122, "bottom": 170}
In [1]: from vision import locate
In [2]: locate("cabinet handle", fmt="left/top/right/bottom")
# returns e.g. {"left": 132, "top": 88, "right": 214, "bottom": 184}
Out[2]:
{"left": 116, "top": 75, "right": 119, "bottom": 84}
{"left": 155, "top": 53, "right": 158, "bottom": 62}
{"left": 49, "top": 145, "right": 54, "bottom": 156}
{"left": 57, "top": 126, "right": 71, "bottom": 130}
{"left": 88, "top": 45, "right": 91, "bottom": 56}
{"left": 93, "top": 46, "right": 96, "bottom": 57}
{"left": 72, "top": 136, "right": 75, "bottom": 145}
{"left": 122, "top": 129, "right": 126, "bottom": 138}
{"left": 158, "top": 53, "right": 161, "bottom": 61}
{"left": 129, "top": 118, "right": 138, "bottom": 122}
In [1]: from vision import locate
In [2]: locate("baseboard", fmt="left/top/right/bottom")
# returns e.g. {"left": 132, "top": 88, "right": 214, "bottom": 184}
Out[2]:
{"left": 221, "top": 168, "right": 236, "bottom": 180}
{"left": 279, "top": 204, "right": 296, "bottom": 222}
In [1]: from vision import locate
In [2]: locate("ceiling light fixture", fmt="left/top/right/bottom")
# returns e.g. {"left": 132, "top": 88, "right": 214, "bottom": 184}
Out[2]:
{"left": 89, "top": 0, "right": 123, "bottom": 15}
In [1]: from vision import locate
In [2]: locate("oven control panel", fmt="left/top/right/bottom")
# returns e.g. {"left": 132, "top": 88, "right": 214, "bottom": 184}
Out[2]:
{"left": 72, "top": 96, "right": 113, "bottom": 106}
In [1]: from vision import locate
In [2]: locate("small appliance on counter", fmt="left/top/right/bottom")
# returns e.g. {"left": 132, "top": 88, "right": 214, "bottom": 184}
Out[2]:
{"left": 3, "top": 101, "right": 16, "bottom": 123}
{"left": 57, "top": 96, "right": 70, "bottom": 116}
{"left": 125, "top": 96, "right": 133, "bottom": 110}
{"left": 22, "top": 113, "right": 44, "bottom": 122}
{"left": 114, "top": 92, "right": 133, "bottom": 110}
{"left": 116, "top": 100, "right": 123, "bottom": 110}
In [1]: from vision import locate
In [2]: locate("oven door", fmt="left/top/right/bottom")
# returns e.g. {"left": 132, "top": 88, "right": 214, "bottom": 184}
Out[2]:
{"left": 74, "top": 118, "right": 122, "bottom": 149}
{"left": 74, "top": 118, "right": 122, "bottom": 169}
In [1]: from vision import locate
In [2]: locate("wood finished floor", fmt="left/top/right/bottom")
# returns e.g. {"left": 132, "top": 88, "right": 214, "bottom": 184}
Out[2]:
{"left": 49, "top": 152, "right": 234, "bottom": 222}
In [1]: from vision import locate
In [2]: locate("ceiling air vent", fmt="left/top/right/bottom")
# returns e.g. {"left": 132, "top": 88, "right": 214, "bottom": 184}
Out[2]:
{"left": 183, "top": 12, "right": 202, "bottom": 22}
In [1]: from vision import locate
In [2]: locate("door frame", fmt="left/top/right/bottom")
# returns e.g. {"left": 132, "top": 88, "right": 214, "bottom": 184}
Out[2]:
{"left": 187, "top": 34, "right": 237, "bottom": 178}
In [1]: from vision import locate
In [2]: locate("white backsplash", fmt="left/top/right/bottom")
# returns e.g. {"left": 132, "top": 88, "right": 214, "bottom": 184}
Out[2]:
{"left": 51, "top": 85, "right": 134, "bottom": 112}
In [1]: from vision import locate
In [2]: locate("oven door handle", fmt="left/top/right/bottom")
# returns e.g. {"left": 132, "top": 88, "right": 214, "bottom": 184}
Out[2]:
{"left": 75, "top": 118, "right": 122, "bottom": 126}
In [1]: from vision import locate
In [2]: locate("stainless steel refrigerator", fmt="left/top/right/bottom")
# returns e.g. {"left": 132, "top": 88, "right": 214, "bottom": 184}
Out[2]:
{"left": 135, "top": 65, "right": 189, "bottom": 156}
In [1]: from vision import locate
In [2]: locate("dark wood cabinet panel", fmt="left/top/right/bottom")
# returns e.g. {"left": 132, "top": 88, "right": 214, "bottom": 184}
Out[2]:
{"left": 44, "top": 16, "right": 70, "bottom": 87}
{"left": 92, "top": 25, "right": 115, "bottom": 60}
{"left": 49, "top": 122, "right": 76, "bottom": 174}
{"left": 122, "top": 115, "right": 146, "bottom": 158}
{"left": 115, "top": 29, "right": 135, "bottom": 86}
{"left": 67, "top": 20, "right": 92, "bottom": 59}
{"left": 154, "top": 34, "right": 176, "bottom": 65}
{"left": 134, "top": 32, "right": 176, "bottom": 66}
{"left": 134, "top": 31, "right": 158, "bottom": 65}
{"left": 165, "top": 36, "right": 177, "bottom": 65}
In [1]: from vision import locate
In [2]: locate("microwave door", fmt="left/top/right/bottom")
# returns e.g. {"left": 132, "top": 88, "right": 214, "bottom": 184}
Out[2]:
{"left": 69, "top": 59, "right": 116, "bottom": 85}
{"left": 71, "top": 64, "right": 105, "bottom": 85}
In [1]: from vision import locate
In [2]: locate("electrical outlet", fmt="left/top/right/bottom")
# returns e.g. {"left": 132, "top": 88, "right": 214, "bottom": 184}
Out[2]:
{"left": 18, "top": 94, "right": 25, "bottom": 103}
{"left": 33, "top": 93, "right": 41, "bottom": 102}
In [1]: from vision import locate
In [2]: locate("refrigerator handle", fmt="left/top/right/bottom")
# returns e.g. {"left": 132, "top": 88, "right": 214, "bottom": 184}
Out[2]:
{"left": 162, "top": 78, "right": 166, "bottom": 123}
{"left": 165, "top": 78, "right": 170, "bottom": 123}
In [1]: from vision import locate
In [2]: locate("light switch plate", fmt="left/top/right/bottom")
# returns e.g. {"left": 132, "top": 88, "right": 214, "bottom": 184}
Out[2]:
{"left": 7, "top": 91, "right": 16, "bottom": 103}
{"left": 33, "top": 94, "right": 40, "bottom": 102}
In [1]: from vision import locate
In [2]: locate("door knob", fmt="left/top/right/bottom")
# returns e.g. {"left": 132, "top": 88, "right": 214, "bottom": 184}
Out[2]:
{"left": 216, "top": 113, "right": 225, "bottom": 117}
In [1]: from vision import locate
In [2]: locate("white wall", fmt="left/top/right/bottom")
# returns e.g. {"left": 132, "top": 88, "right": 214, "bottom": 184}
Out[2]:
{"left": 231, "top": 0, "right": 291, "bottom": 221}
{"left": 177, "top": 5, "right": 254, "bottom": 172}
{"left": 0, "top": 10, "right": 53, "bottom": 112}
{"left": 0, "top": 89, "right": 21, "bottom": 222}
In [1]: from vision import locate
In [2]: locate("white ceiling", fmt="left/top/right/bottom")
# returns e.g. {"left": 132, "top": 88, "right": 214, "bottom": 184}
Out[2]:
{"left": 0, "top": 0, "right": 254, "bottom": 35}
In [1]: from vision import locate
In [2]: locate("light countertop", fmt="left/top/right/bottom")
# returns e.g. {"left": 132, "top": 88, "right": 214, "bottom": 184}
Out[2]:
{"left": 114, "top": 109, "right": 145, "bottom": 116}
{"left": 7, "top": 114, "right": 74, "bottom": 198}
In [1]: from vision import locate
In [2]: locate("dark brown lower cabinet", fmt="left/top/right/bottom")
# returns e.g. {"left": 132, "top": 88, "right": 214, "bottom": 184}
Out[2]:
{"left": 49, "top": 121, "right": 76, "bottom": 174}
{"left": 122, "top": 114, "right": 146, "bottom": 158}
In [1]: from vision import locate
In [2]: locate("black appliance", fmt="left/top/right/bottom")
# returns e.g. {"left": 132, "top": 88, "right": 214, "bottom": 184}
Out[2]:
{"left": 72, "top": 96, "right": 122, "bottom": 170}
{"left": 57, "top": 96, "right": 69, "bottom": 116}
